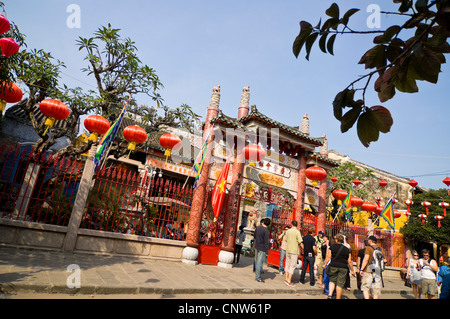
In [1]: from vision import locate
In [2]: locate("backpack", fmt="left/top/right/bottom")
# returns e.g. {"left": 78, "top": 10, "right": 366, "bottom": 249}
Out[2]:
{"left": 369, "top": 247, "right": 385, "bottom": 273}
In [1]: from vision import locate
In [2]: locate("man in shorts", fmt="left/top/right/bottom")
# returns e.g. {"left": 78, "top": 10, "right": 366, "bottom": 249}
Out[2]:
{"left": 359, "top": 235, "right": 382, "bottom": 299}
{"left": 421, "top": 249, "right": 438, "bottom": 299}
{"left": 284, "top": 220, "right": 302, "bottom": 287}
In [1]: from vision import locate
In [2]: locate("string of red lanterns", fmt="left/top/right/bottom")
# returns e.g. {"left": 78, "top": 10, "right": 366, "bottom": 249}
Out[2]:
{"left": 39, "top": 99, "right": 70, "bottom": 135}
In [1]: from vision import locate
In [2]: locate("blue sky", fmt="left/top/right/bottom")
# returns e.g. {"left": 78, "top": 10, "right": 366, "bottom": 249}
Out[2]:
{"left": 5, "top": 0, "right": 450, "bottom": 190}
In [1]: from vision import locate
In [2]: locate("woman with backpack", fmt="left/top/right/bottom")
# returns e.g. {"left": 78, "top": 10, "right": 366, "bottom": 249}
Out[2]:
{"left": 359, "top": 235, "right": 383, "bottom": 299}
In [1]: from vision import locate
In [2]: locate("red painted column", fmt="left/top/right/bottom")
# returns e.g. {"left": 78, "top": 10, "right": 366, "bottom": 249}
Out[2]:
{"left": 218, "top": 86, "right": 249, "bottom": 268}
{"left": 182, "top": 86, "right": 220, "bottom": 265}
{"left": 294, "top": 149, "right": 306, "bottom": 229}
{"left": 317, "top": 177, "right": 328, "bottom": 233}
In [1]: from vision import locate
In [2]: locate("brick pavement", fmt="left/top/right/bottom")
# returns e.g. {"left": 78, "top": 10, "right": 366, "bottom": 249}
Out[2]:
{"left": 0, "top": 246, "right": 411, "bottom": 297}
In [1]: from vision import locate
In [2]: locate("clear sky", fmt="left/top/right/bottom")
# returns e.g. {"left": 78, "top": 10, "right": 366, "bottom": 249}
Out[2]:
{"left": 4, "top": 0, "right": 450, "bottom": 191}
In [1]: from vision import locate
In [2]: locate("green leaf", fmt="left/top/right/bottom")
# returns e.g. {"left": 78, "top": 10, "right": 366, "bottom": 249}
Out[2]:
{"left": 341, "top": 8, "right": 360, "bottom": 26}
{"left": 340, "top": 104, "right": 362, "bottom": 133}
{"left": 325, "top": 3, "right": 340, "bottom": 19}
{"left": 357, "top": 109, "right": 380, "bottom": 147}
{"left": 393, "top": 60, "right": 419, "bottom": 93}
{"left": 370, "top": 105, "right": 393, "bottom": 133}
{"left": 319, "top": 33, "right": 329, "bottom": 53}
{"left": 358, "top": 45, "right": 386, "bottom": 69}
{"left": 327, "top": 34, "right": 337, "bottom": 55}
{"left": 305, "top": 33, "right": 319, "bottom": 60}
{"left": 332, "top": 89, "right": 354, "bottom": 120}
{"left": 293, "top": 21, "right": 313, "bottom": 58}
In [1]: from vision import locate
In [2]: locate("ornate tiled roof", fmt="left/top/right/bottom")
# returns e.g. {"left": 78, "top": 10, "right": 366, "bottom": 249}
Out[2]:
{"left": 237, "top": 105, "right": 323, "bottom": 146}
{"left": 209, "top": 110, "right": 246, "bottom": 130}
{"left": 307, "top": 152, "right": 340, "bottom": 167}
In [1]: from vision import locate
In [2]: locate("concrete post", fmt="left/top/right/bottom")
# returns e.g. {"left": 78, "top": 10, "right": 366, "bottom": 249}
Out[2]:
{"left": 63, "top": 144, "right": 97, "bottom": 252}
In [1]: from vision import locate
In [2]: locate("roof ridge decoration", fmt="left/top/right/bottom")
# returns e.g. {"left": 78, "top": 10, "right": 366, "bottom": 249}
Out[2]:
{"left": 238, "top": 105, "right": 323, "bottom": 146}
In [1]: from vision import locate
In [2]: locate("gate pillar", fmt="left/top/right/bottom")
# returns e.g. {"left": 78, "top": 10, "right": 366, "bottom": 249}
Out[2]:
{"left": 294, "top": 149, "right": 306, "bottom": 228}
{"left": 218, "top": 86, "right": 249, "bottom": 268}
{"left": 182, "top": 86, "right": 220, "bottom": 265}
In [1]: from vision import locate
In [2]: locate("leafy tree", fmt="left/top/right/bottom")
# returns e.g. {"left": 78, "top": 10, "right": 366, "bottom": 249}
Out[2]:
{"left": 293, "top": 1, "right": 450, "bottom": 147}
{"left": 1, "top": 3, "right": 200, "bottom": 157}
{"left": 400, "top": 188, "right": 450, "bottom": 246}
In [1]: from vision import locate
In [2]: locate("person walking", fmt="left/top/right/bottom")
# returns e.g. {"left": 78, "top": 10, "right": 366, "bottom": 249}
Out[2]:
{"left": 234, "top": 225, "right": 246, "bottom": 264}
{"left": 254, "top": 218, "right": 270, "bottom": 283}
{"left": 278, "top": 225, "right": 290, "bottom": 275}
{"left": 420, "top": 248, "right": 438, "bottom": 299}
{"left": 359, "top": 235, "right": 383, "bottom": 299}
{"left": 324, "top": 234, "right": 355, "bottom": 299}
{"left": 299, "top": 227, "right": 317, "bottom": 286}
{"left": 356, "top": 240, "right": 368, "bottom": 291}
{"left": 437, "top": 256, "right": 450, "bottom": 299}
{"left": 284, "top": 220, "right": 302, "bottom": 287}
{"left": 315, "top": 230, "right": 326, "bottom": 288}
{"left": 406, "top": 250, "right": 422, "bottom": 299}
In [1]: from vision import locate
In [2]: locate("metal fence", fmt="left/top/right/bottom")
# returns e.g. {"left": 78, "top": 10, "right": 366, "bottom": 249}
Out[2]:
{"left": 0, "top": 142, "right": 84, "bottom": 226}
{"left": 81, "top": 165, "right": 193, "bottom": 240}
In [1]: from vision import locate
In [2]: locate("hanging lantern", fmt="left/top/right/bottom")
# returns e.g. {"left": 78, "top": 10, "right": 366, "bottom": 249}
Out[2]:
{"left": 404, "top": 199, "right": 413, "bottom": 214}
{"left": 379, "top": 179, "right": 388, "bottom": 188}
{"left": 418, "top": 213, "right": 427, "bottom": 224}
{"left": 305, "top": 165, "right": 327, "bottom": 185}
{"left": 123, "top": 125, "right": 148, "bottom": 151}
{"left": 421, "top": 201, "right": 431, "bottom": 215}
{"left": 403, "top": 210, "right": 411, "bottom": 222}
{"left": 159, "top": 133, "right": 181, "bottom": 159}
{"left": 362, "top": 202, "right": 377, "bottom": 213}
{"left": 84, "top": 115, "right": 110, "bottom": 142}
{"left": 439, "top": 202, "right": 449, "bottom": 217}
{"left": 394, "top": 209, "right": 402, "bottom": 219}
{"left": 443, "top": 177, "right": 450, "bottom": 188}
{"left": 0, "top": 14, "right": 11, "bottom": 35}
{"left": 408, "top": 179, "right": 418, "bottom": 188}
{"left": 353, "top": 178, "right": 361, "bottom": 187}
{"left": 375, "top": 206, "right": 383, "bottom": 215}
{"left": 243, "top": 144, "right": 266, "bottom": 167}
{"left": 375, "top": 196, "right": 383, "bottom": 206}
{"left": 0, "top": 38, "right": 19, "bottom": 58}
{"left": 351, "top": 196, "right": 363, "bottom": 211}
{"left": 332, "top": 189, "right": 347, "bottom": 205}
{"left": 331, "top": 176, "right": 338, "bottom": 183}
{"left": 39, "top": 99, "right": 70, "bottom": 135}
{"left": 435, "top": 215, "right": 444, "bottom": 228}
{"left": 392, "top": 198, "right": 398, "bottom": 205}
{"left": 0, "top": 81, "right": 23, "bottom": 113}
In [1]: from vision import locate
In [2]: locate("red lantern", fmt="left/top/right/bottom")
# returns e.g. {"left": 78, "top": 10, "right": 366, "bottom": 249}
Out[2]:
{"left": 408, "top": 179, "right": 418, "bottom": 188}
{"left": 39, "top": 99, "right": 70, "bottom": 135}
{"left": 435, "top": 215, "right": 444, "bottom": 228}
{"left": 375, "top": 206, "right": 383, "bottom": 215}
{"left": 403, "top": 210, "right": 411, "bottom": 222}
{"left": 331, "top": 176, "right": 338, "bottom": 183}
{"left": 159, "top": 133, "right": 181, "bottom": 158}
{"left": 353, "top": 178, "right": 361, "bottom": 187}
{"left": 404, "top": 199, "right": 413, "bottom": 214}
{"left": 418, "top": 213, "right": 427, "bottom": 224}
{"left": 123, "top": 125, "right": 147, "bottom": 151}
{"left": 350, "top": 196, "right": 363, "bottom": 211}
{"left": 443, "top": 177, "right": 450, "bottom": 188}
{"left": 84, "top": 115, "right": 110, "bottom": 142}
{"left": 0, "top": 38, "right": 19, "bottom": 58}
{"left": 305, "top": 165, "right": 327, "bottom": 186}
{"left": 332, "top": 189, "right": 347, "bottom": 205}
{"left": 362, "top": 202, "right": 377, "bottom": 213}
{"left": 0, "top": 14, "right": 11, "bottom": 35}
{"left": 243, "top": 144, "right": 265, "bottom": 167}
{"left": 0, "top": 81, "right": 23, "bottom": 113}
{"left": 439, "top": 202, "right": 449, "bottom": 217}
{"left": 394, "top": 209, "right": 402, "bottom": 219}
{"left": 421, "top": 201, "right": 431, "bottom": 215}
{"left": 379, "top": 179, "right": 388, "bottom": 188}
{"left": 375, "top": 196, "right": 382, "bottom": 206}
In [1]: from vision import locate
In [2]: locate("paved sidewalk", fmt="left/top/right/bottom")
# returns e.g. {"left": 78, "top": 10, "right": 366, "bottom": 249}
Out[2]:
{"left": 0, "top": 246, "right": 411, "bottom": 297}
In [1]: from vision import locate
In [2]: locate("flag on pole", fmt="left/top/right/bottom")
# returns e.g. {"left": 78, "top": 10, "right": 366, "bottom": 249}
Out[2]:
{"left": 379, "top": 192, "right": 396, "bottom": 230}
{"left": 342, "top": 188, "right": 352, "bottom": 220}
{"left": 192, "top": 125, "right": 214, "bottom": 189}
{"left": 94, "top": 97, "right": 130, "bottom": 170}
{"left": 211, "top": 157, "right": 231, "bottom": 220}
